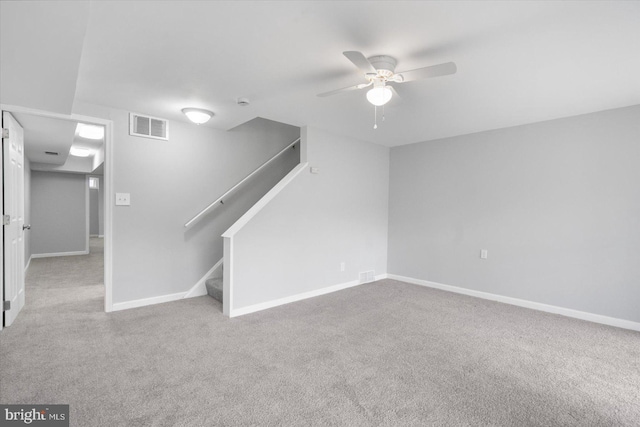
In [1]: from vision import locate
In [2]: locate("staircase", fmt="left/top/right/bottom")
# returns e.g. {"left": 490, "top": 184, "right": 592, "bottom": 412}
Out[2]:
{"left": 205, "top": 276, "right": 223, "bottom": 303}
{"left": 184, "top": 136, "right": 301, "bottom": 310}
{"left": 205, "top": 263, "right": 223, "bottom": 303}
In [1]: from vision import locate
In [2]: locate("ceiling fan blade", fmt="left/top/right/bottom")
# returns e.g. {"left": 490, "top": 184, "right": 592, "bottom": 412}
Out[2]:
{"left": 387, "top": 84, "right": 402, "bottom": 100}
{"left": 317, "top": 81, "right": 371, "bottom": 98}
{"left": 396, "top": 62, "right": 457, "bottom": 83}
{"left": 343, "top": 51, "right": 377, "bottom": 74}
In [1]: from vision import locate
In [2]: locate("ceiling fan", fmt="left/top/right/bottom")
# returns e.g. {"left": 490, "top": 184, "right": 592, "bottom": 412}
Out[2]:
{"left": 318, "top": 51, "right": 457, "bottom": 111}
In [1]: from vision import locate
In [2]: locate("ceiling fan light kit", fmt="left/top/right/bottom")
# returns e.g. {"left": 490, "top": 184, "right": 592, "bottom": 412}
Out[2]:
{"left": 318, "top": 51, "right": 457, "bottom": 129}
{"left": 367, "top": 83, "right": 392, "bottom": 106}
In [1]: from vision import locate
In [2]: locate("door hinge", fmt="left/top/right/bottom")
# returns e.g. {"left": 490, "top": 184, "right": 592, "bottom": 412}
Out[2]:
{"left": 2, "top": 128, "right": 8, "bottom": 139}
{"left": 3, "top": 301, "right": 10, "bottom": 311}
{"left": 2, "top": 215, "right": 9, "bottom": 226}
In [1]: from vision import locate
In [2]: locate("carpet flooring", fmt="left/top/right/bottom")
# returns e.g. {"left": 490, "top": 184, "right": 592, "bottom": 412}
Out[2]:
{"left": 1, "top": 239, "right": 639, "bottom": 426}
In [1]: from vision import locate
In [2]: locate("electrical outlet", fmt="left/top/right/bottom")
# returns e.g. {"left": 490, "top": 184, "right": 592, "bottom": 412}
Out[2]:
{"left": 340, "top": 262, "right": 346, "bottom": 272}
{"left": 480, "top": 249, "right": 488, "bottom": 259}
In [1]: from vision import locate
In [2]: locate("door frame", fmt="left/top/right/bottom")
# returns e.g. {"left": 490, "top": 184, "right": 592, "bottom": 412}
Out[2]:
{"left": 1, "top": 103, "right": 115, "bottom": 313}
{"left": 2, "top": 111, "right": 26, "bottom": 327}
{"left": 1, "top": 116, "right": 3, "bottom": 331}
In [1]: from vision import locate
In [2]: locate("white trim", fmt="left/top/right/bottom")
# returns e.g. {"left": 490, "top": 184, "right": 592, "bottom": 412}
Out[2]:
{"left": 98, "top": 234, "right": 104, "bottom": 238}
{"left": 24, "top": 255, "right": 32, "bottom": 272}
{"left": 184, "top": 258, "right": 223, "bottom": 299}
{"left": 222, "top": 162, "right": 309, "bottom": 238}
{"left": 375, "top": 273, "right": 388, "bottom": 281}
{"left": 0, "top": 104, "right": 114, "bottom": 314}
{"left": 32, "top": 250, "right": 89, "bottom": 258}
{"left": 387, "top": 274, "right": 640, "bottom": 332}
{"left": 229, "top": 279, "right": 362, "bottom": 318}
{"left": 223, "top": 237, "right": 232, "bottom": 317}
{"left": 85, "top": 175, "right": 90, "bottom": 254}
{"left": 0, "top": 109, "right": 3, "bottom": 332}
{"left": 111, "top": 292, "right": 186, "bottom": 312}
{"left": 103, "top": 120, "right": 113, "bottom": 312}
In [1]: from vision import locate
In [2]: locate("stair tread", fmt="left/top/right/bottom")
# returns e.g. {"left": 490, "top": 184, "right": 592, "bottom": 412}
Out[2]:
{"left": 205, "top": 277, "right": 223, "bottom": 303}
{"left": 205, "top": 278, "right": 222, "bottom": 288}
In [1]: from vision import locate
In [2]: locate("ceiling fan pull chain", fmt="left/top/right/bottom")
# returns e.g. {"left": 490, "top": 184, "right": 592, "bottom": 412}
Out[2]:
{"left": 374, "top": 105, "right": 378, "bottom": 129}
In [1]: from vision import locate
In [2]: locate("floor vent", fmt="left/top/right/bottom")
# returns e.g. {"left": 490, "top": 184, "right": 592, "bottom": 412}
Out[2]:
{"left": 129, "top": 113, "right": 169, "bottom": 140}
{"left": 359, "top": 270, "right": 375, "bottom": 284}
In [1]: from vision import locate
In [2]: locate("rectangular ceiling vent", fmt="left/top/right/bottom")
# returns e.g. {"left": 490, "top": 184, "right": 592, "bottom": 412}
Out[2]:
{"left": 129, "top": 113, "right": 169, "bottom": 140}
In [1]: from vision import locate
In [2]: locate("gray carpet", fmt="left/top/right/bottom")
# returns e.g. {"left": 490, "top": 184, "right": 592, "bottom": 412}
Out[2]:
{"left": 1, "top": 239, "right": 639, "bottom": 426}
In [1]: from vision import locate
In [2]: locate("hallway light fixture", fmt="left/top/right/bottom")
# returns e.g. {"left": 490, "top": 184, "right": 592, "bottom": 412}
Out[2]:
{"left": 77, "top": 123, "right": 104, "bottom": 140}
{"left": 70, "top": 147, "right": 92, "bottom": 157}
{"left": 182, "top": 108, "right": 214, "bottom": 125}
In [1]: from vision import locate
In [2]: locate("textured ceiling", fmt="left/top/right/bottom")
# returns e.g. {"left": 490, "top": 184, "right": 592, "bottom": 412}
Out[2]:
{"left": 2, "top": 1, "right": 640, "bottom": 147}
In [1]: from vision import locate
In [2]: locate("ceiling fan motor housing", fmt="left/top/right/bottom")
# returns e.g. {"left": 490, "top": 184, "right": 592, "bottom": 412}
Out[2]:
{"left": 368, "top": 55, "right": 397, "bottom": 78}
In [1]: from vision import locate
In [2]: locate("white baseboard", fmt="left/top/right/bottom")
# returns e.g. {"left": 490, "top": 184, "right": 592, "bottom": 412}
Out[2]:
{"left": 111, "top": 292, "right": 186, "bottom": 312}
{"left": 32, "top": 250, "right": 89, "bottom": 258}
{"left": 230, "top": 279, "right": 362, "bottom": 317}
{"left": 184, "top": 258, "right": 223, "bottom": 299}
{"left": 112, "top": 259, "right": 225, "bottom": 312}
{"left": 387, "top": 274, "right": 640, "bottom": 332}
{"left": 24, "top": 255, "right": 32, "bottom": 272}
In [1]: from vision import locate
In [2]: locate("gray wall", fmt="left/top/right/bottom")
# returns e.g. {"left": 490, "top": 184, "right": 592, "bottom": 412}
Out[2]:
{"left": 89, "top": 186, "right": 99, "bottom": 236}
{"left": 231, "top": 126, "right": 390, "bottom": 309}
{"left": 388, "top": 105, "right": 640, "bottom": 323}
{"left": 24, "top": 156, "right": 31, "bottom": 266}
{"left": 74, "top": 102, "right": 300, "bottom": 304}
{"left": 98, "top": 176, "right": 104, "bottom": 236}
{"left": 89, "top": 176, "right": 103, "bottom": 236}
{"left": 31, "top": 170, "right": 87, "bottom": 255}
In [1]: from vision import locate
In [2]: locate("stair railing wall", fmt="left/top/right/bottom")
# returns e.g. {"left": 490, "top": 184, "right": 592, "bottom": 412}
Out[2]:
{"left": 184, "top": 137, "right": 301, "bottom": 229}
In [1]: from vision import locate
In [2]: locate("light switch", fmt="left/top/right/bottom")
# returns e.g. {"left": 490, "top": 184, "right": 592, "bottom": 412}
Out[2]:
{"left": 115, "top": 193, "right": 131, "bottom": 206}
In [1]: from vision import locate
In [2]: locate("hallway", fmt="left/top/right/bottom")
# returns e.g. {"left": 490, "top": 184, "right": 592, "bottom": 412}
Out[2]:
{"left": 25, "top": 237, "right": 104, "bottom": 314}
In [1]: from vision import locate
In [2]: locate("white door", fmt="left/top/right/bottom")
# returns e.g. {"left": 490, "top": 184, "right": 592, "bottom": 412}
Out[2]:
{"left": 2, "top": 111, "right": 26, "bottom": 327}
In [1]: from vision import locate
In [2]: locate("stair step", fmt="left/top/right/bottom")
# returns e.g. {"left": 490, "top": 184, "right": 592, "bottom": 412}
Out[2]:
{"left": 205, "top": 278, "right": 223, "bottom": 303}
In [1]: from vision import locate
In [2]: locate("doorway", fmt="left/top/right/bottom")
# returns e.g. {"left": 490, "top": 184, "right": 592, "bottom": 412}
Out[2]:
{"left": 1, "top": 106, "right": 113, "bottom": 329}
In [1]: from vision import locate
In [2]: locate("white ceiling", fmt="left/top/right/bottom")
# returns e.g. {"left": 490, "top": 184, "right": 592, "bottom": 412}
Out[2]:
{"left": 2, "top": 1, "right": 640, "bottom": 147}
{"left": 12, "top": 113, "right": 75, "bottom": 165}
{"left": 0, "top": 1, "right": 89, "bottom": 114}
{"left": 11, "top": 112, "right": 105, "bottom": 172}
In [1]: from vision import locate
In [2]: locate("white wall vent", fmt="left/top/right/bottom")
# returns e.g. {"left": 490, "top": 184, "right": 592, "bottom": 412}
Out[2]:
{"left": 129, "top": 113, "right": 169, "bottom": 140}
{"left": 89, "top": 177, "right": 99, "bottom": 189}
{"left": 359, "top": 270, "right": 375, "bottom": 284}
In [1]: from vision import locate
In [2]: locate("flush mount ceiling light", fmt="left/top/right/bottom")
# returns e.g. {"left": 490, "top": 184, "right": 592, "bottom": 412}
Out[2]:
{"left": 182, "top": 108, "right": 214, "bottom": 125}
{"left": 70, "top": 147, "right": 92, "bottom": 157}
{"left": 366, "top": 82, "right": 393, "bottom": 106}
{"left": 77, "top": 123, "right": 104, "bottom": 140}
